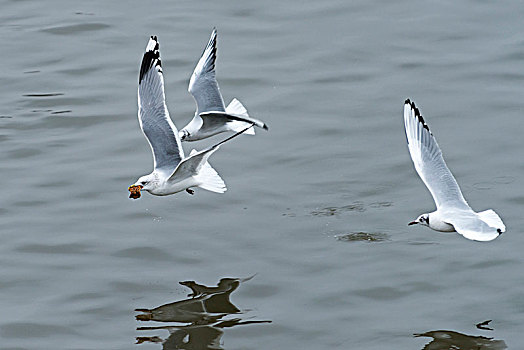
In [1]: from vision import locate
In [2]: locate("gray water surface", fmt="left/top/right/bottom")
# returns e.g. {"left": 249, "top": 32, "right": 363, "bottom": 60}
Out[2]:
{"left": 1, "top": 0, "right": 524, "bottom": 349}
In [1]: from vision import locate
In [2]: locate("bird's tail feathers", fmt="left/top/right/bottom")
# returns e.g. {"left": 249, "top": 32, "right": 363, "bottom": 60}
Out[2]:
{"left": 226, "top": 98, "right": 253, "bottom": 135}
{"left": 225, "top": 99, "right": 254, "bottom": 135}
{"left": 195, "top": 157, "right": 226, "bottom": 193}
{"left": 226, "top": 98, "right": 249, "bottom": 117}
{"left": 226, "top": 98, "right": 268, "bottom": 131}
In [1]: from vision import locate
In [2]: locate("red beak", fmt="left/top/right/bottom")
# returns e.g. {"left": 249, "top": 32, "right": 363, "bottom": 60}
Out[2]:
{"left": 408, "top": 221, "right": 417, "bottom": 226}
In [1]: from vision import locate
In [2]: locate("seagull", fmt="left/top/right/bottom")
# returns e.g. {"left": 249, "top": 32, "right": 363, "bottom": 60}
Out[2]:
{"left": 179, "top": 28, "right": 268, "bottom": 142}
{"left": 128, "top": 36, "right": 252, "bottom": 199}
{"left": 404, "top": 99, "right": 505, "bottom": 241}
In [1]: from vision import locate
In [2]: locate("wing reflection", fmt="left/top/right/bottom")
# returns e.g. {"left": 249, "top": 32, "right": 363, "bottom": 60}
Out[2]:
{"left": 135, "top": 276, "right": 270, "bottom": 349}
{"left": 415, "top": 330, "right": 507, "bottom": 350}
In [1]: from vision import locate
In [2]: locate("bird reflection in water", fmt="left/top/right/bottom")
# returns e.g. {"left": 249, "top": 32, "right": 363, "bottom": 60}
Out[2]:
{"left": 135, "top": 276, "right": 270, "bottom": 349}
{"left": 415, "top": 329, "right": 507, "bottom": 350}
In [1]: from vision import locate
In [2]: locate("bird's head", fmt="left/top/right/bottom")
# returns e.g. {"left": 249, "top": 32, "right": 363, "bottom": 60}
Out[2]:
{"left": 128, "top": 175, "right": 155, "bottom": 199}
{"left": 409, "top": 213, "right": 430, "bottom": 227}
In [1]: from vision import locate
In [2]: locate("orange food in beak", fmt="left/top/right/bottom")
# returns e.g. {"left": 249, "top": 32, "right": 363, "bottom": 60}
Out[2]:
{"left": 128, "top": 185, "right": 143, "bottom": 199}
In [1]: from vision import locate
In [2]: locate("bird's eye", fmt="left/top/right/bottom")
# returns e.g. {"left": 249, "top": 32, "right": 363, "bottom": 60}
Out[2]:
{"left": 141, "top": 181, "right": 147, "bottom": 185}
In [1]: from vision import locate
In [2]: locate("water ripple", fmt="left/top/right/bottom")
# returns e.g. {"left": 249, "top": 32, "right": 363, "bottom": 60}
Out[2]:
{"left": 40, "top": 23, "right": 111, "bottom": 35}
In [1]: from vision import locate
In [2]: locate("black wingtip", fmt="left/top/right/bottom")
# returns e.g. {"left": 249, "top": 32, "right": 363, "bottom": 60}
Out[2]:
{"left": 150, "top": 35, "right": 159, "bottom": 49}
{"left": 209, "top": 29, "right": 217, "bottom": 60}
{"left": 139, "top": 36, "right": 161, "bottom": 84}
{"left": 198, "top": 29, "right": 217, "bottom": 73}
{"left": 406, "top": 98, "right": 430, "bottom": 132}
{"left": 262, "top": 123, "right": 269, "bottom": 131}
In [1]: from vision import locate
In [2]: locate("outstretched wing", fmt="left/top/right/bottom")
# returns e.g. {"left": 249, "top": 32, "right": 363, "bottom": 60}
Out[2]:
{"left": 403, "top": 99, "right": 470, "bottom": 210}
{"left": 188, "top": 28, "right": 226, "bottom": 116}
{"left": 138, "top": 36, "right": 183, "bottom": 171}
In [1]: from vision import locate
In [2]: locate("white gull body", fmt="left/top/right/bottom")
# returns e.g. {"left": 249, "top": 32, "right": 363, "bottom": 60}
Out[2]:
{"left": 404, "top": 99, "right": 505, "bottom": 241}
{"left": 130, "top": 36, "right": 251, "bottom": 197}
{"left": 179, "top": 28, "right": 268, "bottom": 142}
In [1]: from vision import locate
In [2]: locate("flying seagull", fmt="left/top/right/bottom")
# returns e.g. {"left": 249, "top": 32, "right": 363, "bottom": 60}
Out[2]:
{"left": 179, "top": 28, "right": 268, "bottom": 142}
{"left": 404, "top": 99, "right": 505, "bottom": 241}
{"left": 128, "top": 36, "right": 252, "bottom": 199}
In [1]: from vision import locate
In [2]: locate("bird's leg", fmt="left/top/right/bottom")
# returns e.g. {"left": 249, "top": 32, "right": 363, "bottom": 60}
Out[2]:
{"left": 186, "top": 188, "right": 194, "bottom": 195}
